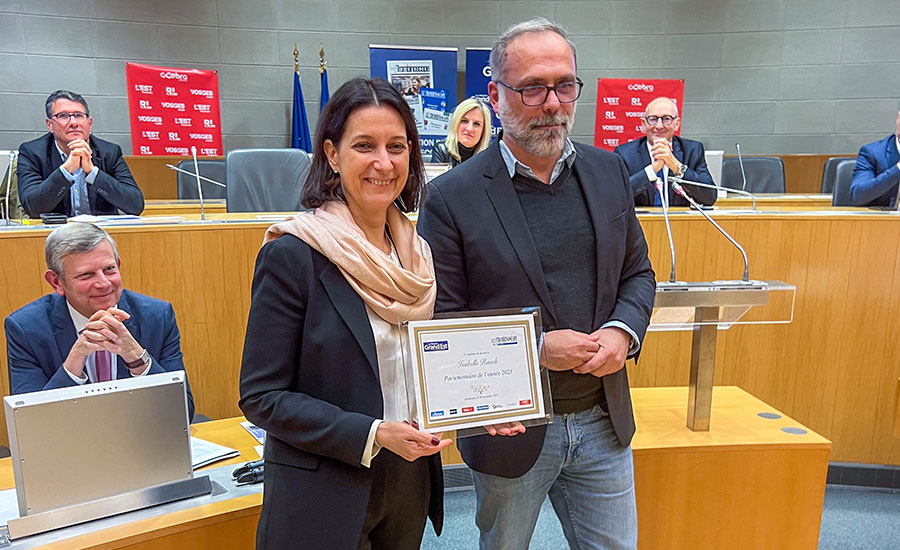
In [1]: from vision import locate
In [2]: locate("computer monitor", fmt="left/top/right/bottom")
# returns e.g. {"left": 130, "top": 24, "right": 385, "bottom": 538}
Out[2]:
{"left": 3, "top": 371, "right": 192, "bottom": 517}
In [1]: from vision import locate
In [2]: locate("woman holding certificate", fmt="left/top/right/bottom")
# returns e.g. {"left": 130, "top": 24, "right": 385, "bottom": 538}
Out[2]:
{"left": 239, "top": 78, "right": 450, "bottom": 550}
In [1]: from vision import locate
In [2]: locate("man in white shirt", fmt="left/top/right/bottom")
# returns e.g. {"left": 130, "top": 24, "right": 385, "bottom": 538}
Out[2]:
{"left": 5, "top": 222, "right": 194, "bottom": 420}
{"left": 614, "top": 96, "right": 717, "bottom": 207}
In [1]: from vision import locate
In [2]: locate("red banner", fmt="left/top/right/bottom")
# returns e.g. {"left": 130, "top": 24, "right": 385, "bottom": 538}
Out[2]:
{"left": 125, "top": 62, "right": 223, "bottom": 156}
{"left": 593, "top": 78, "right": 684, "bottom": 151}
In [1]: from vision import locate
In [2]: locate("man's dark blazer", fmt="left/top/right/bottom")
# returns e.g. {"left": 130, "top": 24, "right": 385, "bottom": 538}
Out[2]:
{"left": 614, "top": 135, "right": 717, "bottom": 207}
{"left": 417, "top": 141, "right": 656, "bottom": 479}
{"left": 850, "top": 134, "right": 900, "bottom": 207}
{"left": 4, "top": 289, "right": 194, "bottom": 420}
{"left": 16, "top": 133, "right": 144, "bottom": 218}
{"left": 239, "top": 235, "right": 443, "bottom": 549}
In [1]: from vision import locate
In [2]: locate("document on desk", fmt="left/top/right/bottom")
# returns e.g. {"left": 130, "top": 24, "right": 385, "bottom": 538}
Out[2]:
{"left": 190, "top": 437, "right": 239, "bottom": 469}
{"left": 406, "top": 314, "right": 545, "bottom": 433}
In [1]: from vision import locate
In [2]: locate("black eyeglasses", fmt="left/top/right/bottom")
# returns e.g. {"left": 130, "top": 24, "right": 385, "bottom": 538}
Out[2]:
{"left": 644, "top": 115, "right": 677, "bottom": 126}
{"left": 496, "top": 78, "right": 584, "bottom": 107}
{"left": 50, "top": 112, "right": 89, "bottom": 123}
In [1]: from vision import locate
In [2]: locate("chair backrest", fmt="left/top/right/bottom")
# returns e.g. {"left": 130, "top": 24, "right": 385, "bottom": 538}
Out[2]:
{"left": 225, "top": 149, "right": 311, "bottom": 213}
{"left": 721, "top": 157, "right": 785, "bottom": 193}
{"left": 176, "top": 159, "right": 226, "bottom": 200}
{"left": 831, "top": 158, "right": 857, "bottom": 206}
{"left": 820, "top": 156, "right": 852, "bottom": 193}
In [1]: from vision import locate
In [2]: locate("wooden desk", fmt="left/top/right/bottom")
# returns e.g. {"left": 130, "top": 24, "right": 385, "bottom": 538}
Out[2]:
{"left": 143, "top": 199, "right": 227, "bottom": 216}
{"left": 125, "top": 156, "right": 224, "bottom": 200}
{"left": 0, "top": 208, "right": 896, "bottom": 466}
{"left": 717, "top": 193, "right": 833, "bottom": 209}
{"left": 9, "top": 418, "right": 262, "bottom": 549}
{"left": 9, "top": 388, "right": 829, "bottom": 550}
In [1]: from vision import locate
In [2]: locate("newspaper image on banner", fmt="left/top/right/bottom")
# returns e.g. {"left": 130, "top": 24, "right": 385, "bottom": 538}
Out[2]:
{"left": 407, "top": 314, "right": 545, "bottom": 433}
{"left": 420, "top": 87, "right": 449, "bottom": 135}
{"left": 387, "top": 60, "right": 433, "bottom": 132}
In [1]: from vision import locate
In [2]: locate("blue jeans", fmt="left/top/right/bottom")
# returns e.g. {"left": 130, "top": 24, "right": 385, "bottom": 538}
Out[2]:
{"left": 472, "top": 405, "right": 637, "bottom": 550}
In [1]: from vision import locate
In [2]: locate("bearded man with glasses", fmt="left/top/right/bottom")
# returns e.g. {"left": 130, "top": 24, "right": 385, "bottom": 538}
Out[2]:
{"left": 419, "top": 17, "right": 655, "bottom": 550}
{"left": 17, "top": 90, "right": 143, "bottom": 218}
{"left": 614, "top": 96, "right": 717, "bottom": 207}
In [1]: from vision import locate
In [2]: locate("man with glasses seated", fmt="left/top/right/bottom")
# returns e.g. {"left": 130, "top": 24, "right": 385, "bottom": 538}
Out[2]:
{"left": 614, "top": 97, "right": 716, "bottom": 207}
{"left": 17, "top": 90, "right": 143, "bottom": 218}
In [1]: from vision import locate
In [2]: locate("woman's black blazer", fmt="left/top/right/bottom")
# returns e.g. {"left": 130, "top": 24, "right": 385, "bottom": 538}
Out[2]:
{"left": 239, "top": 234, "right": 443, "bottom": 549}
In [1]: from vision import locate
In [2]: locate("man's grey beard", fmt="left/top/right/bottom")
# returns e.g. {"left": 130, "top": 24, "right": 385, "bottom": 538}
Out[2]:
{"left": 497, "top": 96, "right": 575, "bottom": 158}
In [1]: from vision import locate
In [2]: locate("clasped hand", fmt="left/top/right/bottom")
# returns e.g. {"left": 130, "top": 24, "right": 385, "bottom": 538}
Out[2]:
{"left": 543, "top": 327, "right": 630, "bottom": 378}
{"left": 62, "top": 139, "right": 95, "bottom": 175}
{"left": 480, "top": 327, "right": 630, "bottom": 438}
{"left": 65, "top": 307, "right": 142, "bottom": 378}
{"left": 650, "top": 138, "right": 680, "bottom": 174}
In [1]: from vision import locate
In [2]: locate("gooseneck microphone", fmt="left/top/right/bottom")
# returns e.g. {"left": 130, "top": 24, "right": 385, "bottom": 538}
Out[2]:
{"left": 164, "top": 164, "right": 226, "bottom": 188}
{"left": 671, "top": 181, "right": 750, "bottom": 282}
{"left": 656, "top": 178, "right": 678, "bottom": 283}
{"left": 191, "top": 146, "right": 205, "bottom": 221}
{"left": 3, "top": 150, "right": 15, "bottom": 224}
{"left": 735, "top": 143, "right": 748, "bottom": 192}
{"left": 669, "top": 175, "right": 758, "bottom": 211}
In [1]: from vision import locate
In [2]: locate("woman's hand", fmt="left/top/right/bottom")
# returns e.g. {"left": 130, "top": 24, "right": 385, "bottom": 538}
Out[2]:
{"left": 375, "top": 421, "right": 452, "bottom": 462}
{"left": 482, "top": 421, "right": 526, "bottom": 436}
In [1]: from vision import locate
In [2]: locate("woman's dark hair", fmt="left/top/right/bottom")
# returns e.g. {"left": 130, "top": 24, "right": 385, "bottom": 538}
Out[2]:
{"left": 301, "top": 78, "right": 426, "bottom": 213}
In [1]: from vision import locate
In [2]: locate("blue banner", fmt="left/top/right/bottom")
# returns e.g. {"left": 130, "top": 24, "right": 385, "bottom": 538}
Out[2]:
{"left": 369, "top": 46, "right": 458, "bottom": 157}
{"left": 465, "top": 48, "right": 501, "bottom": 136}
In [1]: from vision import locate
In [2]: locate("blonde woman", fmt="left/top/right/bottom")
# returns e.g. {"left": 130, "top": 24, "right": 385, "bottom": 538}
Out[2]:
{"left": 431, "top": 97, "right": 493, "bottom": 166}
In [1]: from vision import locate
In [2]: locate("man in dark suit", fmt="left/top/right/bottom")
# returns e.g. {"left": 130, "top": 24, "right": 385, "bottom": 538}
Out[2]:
{"left": 849, "top": 111, "right": 900, "bottom": 207}
{"left": 5, "top": 222, "right": 194, "bottom": 421}
{"left": 418, "top": 18, "right": 655, "bottom": 550}
{"left": 17, "top": 90, "right": 144, "bottom": 218}
{"left": 614, "top": 96, "right": 717, "bottom": 207}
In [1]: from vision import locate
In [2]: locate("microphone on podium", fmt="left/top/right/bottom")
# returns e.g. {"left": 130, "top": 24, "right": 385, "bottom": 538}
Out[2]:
{"left": 656, "top": 177, "right": 678, "bottom": 283}
{"left": 191, "top": 146, "right": 205, "bottom": 221}
{"left": 670, "top": 181, "right": 750, "bottom": 282}
{"left": 3, "top": 150, "right": 17, "bottom": 225}
{"left": 735, "top": 143, "right": 748, "bottom": 192}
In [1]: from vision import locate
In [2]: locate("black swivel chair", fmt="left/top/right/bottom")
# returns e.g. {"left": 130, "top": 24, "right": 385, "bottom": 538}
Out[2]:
{"left": 176, "top": 159, "right": 226, "bottom": 200}
{"left": 820, "top": 157, "right": 853, "bottom": 194}
{"left": 830, "top": 158, "right": 857, "bottom": 206}
{"left": 225, "top": 149, "right": 311, "bottom": 212}
{"left": 721, "top": 157, "right": 786, "bottom": 193}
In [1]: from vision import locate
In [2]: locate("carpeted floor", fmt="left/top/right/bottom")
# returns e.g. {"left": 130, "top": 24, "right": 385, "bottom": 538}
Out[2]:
{"left": 420, "top": 486, "right": 900, "bottom": 549}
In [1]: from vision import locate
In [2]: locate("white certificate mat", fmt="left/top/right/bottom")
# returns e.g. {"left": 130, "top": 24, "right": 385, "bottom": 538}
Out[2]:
{"left": 407, "top": 314, "right": 545, "bottom": 433}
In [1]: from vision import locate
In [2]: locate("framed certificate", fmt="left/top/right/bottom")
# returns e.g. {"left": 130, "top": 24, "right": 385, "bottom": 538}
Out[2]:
{"left": 403, "top": 309, "right": 551, "bottom": 434}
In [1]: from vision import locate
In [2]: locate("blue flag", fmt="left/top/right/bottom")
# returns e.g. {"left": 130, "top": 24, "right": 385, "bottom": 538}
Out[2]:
{"left": 320, "top": 68, "right": 330, "bottom": 112}
{"left": 291, "top": 70, "right": 312, "bottom": 152}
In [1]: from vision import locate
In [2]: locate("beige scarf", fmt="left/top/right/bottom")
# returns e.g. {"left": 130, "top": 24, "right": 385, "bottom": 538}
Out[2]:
{"left": 264, "top": 201, "right": 436, "bottom": 324}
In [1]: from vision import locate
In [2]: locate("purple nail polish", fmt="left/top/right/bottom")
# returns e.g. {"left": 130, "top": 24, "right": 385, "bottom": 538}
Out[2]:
{"left": 431, "top": 437, "right": 440, "bottom": 446}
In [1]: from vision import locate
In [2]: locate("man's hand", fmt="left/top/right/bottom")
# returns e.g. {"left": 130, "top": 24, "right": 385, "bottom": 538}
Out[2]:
{"left": 651, "top": 139, "right": 680, "bottom": 173}
{"left": 572, "top": 327, "right": 632, "bottom": 378}
{"left": 542, "top": 329, "right": 601, "bottom": 371}
{"left": 93, "top": 307, "right": 144, "bottom": 365}
{"left": 67, "top": 139, "right": 94, "bottom": 174}
{"left": 375, "top": 421, "right": 452, "bottom": 461}
{"left": 62, "top": 308, "right": 128, "bottom": 378}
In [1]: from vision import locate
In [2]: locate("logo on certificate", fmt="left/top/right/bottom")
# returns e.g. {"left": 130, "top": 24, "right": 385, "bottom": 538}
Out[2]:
{"left": 430, "top": 410, "right": 445, "bottom": 418}
{"left": 476, "top": 405, "right": 490, "bottom": 411}
{"left": 491, "top": 335, "right": 519, "bottom": 346}
{"left": 423, "top": 340, "right": 449, "bottom": 352}
{"left": 519, "top": 399, "right": 532, "bottom": 406}
{"left": 462, "top": 406, "right": 474, "bottom": 413}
